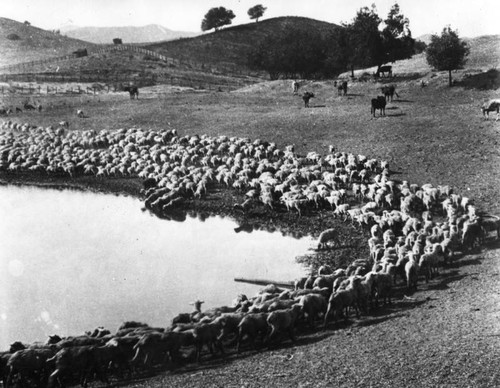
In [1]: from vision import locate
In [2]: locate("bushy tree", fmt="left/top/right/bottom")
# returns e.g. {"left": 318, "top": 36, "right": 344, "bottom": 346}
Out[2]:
{"left": 248, "top": 4, "right": 266, "bottom": 22}
{"left": 380, "top": 3, "right": 415, "bottom": 65}
{"left": 344, "top": 6, "right": 383, "bottom": 77}
{"left": 343, "top": 3, "right": 415, "bottom": 76}
{"left": 426, "top": 27, "right": 469, "bottom": 86}
{"left": 201, "top": 7, "right": 235, "bottom": 32}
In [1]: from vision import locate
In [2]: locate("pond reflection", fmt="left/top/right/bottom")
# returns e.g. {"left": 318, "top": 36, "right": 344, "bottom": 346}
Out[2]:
{"left": 0, "top": 185, "right": 313, "bottom": 349}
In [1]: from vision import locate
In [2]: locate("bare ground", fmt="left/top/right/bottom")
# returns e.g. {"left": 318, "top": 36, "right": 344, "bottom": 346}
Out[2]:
{"left": 1, "top": 73, "right": 500, "bottom": 387}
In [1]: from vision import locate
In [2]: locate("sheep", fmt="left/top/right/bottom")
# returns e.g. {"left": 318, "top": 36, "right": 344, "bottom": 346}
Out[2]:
{"left": 47, "top": 345, "right": 109, "bottom": 388}
{"left": 405, "top": 253, "right": 419, "bottom": 291}
{"left": 297, "top": 293, "right": 327, "bottom": 329}
{"left": 266, "top": 304, "right": 302, "bottom": 345}
{"left": 316, "top": 228, "right": 340, "bottom": 250}
{"left": 371, "top": 271, "right": 393, "bottom": 307}
{"left": 236, "top": 313, "right": 269, "bottom": 353}
{"left": 76, "top": 109, "right": 85, "bottom": 118}
{"left": 6, "top": 348, "right": 57, "bottom": 388}
{"left": 214, "top": 313, "right": 247, "bottom": 342}
{"left": 371, "top": 96, "right": 387, "bottom": 117}
{"left": 131, "top": 332, "right": 186, "bottom": 368}
{"left": 481, "top": 99, "right": 500, "bottom": 121}
{"left": 192, "top": 321, "right": 224, "bottom": 362}
{"left": 324, "top": 285, "right": 358, "bottom": 328}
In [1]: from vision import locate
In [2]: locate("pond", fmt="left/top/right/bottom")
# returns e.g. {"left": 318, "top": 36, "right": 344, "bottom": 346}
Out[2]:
{"left": 0, "top": 185, "right": 314, "bottom": 349}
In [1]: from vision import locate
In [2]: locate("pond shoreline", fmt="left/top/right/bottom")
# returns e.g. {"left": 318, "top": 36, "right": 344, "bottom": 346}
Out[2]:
{"left": 0, "top": 170, "right": 371, "bottom": 272}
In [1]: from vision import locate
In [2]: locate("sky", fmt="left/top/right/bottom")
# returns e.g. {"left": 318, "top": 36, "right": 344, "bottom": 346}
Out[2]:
{"left": 1, "top": 0, "right": 499, "bottom": 38}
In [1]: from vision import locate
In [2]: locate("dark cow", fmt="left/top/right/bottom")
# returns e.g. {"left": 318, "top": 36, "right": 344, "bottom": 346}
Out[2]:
{"left": 302, "top": 91, "right": 315, "bottom": 108}
{"left": 381, "top": 85, "right": 399, "bottom": 102}
{"left": 24, "top": 102, "right": 36, "bottom": 110}
{"left": 376, "top": 65, "right": 392, "bottom": 78}
{"left": 337, "top": 81, "right": 348, "bottom": 96}
{"left": 371, "top": 96, "right": 387, "bottom": 117}
{"left": 481, "top": 99, "right": 500, "bottom": 121}
{"left": 123, "top": 85, "right": 139, "bottom": 99}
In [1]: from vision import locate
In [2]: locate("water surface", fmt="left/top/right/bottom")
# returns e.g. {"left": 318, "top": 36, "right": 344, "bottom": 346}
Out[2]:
{"left": 0, "top": 185, "right": 313, "bottom": 349}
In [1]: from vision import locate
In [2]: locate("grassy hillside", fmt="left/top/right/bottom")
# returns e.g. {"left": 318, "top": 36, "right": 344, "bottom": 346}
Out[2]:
{"left": 0, "top": 17, "right": 97, "bottom": 67}
{"left": 146, "top": 17, "right": 340, "bottom": 72}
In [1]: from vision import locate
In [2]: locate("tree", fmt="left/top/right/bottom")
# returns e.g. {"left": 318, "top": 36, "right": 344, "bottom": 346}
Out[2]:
{"left": 343, "top": 3, "right": 415, "bottom": 77}
{"left": 380, "top": 3, "right": 415, "bottom": 66}
{"left": 248, "top": 4, "right": 266, "bottom": 22}
{"left": 344, "top": 6, "right": 383, "bottom": 77}
{"left": 426, "top": 27, "right": 470, "bottom": 86}
{"left": 201, "top": 7, "right": 235, "bottom": 32}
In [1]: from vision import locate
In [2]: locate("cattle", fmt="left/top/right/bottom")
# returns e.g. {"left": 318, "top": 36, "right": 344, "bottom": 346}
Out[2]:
{"left": 376, "top": 65, "right": 392, "bottom": 77}
{"left": 302, "top": 92, "right": 314, "bottom": 108}
{"left": 381, "top": 85, "right": 399, "bottom": 102}
{"left": 481, "top": 99, "right": 500, "bottom": 121}
{"left": 123, "top": 85, "right": 139, "bottom": 99}
{"left": 292, "top": 80, "right": 300, "bottom": 94}
{"left": 371, "top": 96, "right": 387, "bottom": 117}
{"left": 337, "top": 81, "right": 348, "bottom": 96}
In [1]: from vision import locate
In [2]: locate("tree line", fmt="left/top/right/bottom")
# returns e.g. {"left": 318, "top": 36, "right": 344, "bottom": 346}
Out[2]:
{"left": 199, "top": 3, "right": 469, "bottom": 83}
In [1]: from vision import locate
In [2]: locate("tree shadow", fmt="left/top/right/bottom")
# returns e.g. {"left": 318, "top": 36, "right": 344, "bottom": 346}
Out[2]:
{"left": 309, "top": 105, "right": 327, "bottom": 108}
{"left": 458, "top": 69, "right": 500, "bottom": 90}
{"left": 395, "top": 99, "right": 414, "bottom": 103}
{"left": 386, "top": 112, "right": 407, "bottom": 117}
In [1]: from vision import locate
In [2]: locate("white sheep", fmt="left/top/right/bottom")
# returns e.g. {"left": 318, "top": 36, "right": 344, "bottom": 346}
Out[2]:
{"left": 266, "top": 304, "right": 302, "bottom": 345}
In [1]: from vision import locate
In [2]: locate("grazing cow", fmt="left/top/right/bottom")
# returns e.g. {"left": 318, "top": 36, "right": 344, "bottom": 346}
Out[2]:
{"left": 123, "top": 85, "right": 139, "bottom": 99}
{"left": 15, "top": 107, "right": 22, "bottom": 113}
{"left": 481, "top": 99, "right": 500, "bottom": 121}
{"left": 337, "top": 81, "right": 348, "bottom": 96}
{"left": 376, "top": 65, "right": 392, "bottom": 78}
{"left": 381, "top": 85, "right": 399, "bottom": 102}
{"left": 302, "top": 92, "right": 314, "bottom": 108}
{"left": 371, "top": 96, "right": 387, "bottom": 117}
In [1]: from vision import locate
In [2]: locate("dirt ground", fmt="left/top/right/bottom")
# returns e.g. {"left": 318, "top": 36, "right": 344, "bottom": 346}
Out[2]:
{"left": 1, "top": 72, "right": 500, "bottom": 387}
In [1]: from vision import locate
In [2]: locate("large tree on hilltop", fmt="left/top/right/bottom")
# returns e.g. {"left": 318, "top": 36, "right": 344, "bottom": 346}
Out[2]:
{"left": 426, "top": 27, "right": 470, "bottom": 86}
{"left": 201, "top": 7, "right": 236, "bottom": 32}
{"left": 248, "top": 4, "right": 267, "bottom": 22}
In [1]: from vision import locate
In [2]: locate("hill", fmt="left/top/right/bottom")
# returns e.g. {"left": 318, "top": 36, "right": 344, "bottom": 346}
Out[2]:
{"left": 62, "top": 24, "right": 199, "bottom": 44}
{"left": 0, "top": 17, "right": 97, "bottom": 67}
{"left": 146, "top": 16, "right": 340, "bottom": 72}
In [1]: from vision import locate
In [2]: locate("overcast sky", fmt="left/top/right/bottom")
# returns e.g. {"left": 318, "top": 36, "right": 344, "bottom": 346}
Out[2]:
{"left": 2, "top": 0, "right": 498, "bottom": 38}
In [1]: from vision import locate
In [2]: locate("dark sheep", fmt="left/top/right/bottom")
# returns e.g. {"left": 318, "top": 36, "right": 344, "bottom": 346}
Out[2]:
{"left": 6, "top": 348, "right": 57, "bottom": 388}
{"left": 237, "top": 313, "right": 269, "bottom": 353}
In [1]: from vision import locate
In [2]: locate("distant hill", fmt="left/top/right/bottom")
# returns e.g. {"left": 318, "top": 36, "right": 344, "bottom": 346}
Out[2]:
{"left": 62, "top": 24, "right": 199, "bottom": 44}
{"left": 0, "top": 17, "right": 97, "bottom": 67}
{"left": 146, "top": 16, "right": 340, "bottom": 71}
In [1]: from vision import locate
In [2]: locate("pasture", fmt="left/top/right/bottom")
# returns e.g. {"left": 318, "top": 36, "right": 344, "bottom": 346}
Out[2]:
{"left": 1, "top": 71, "right": 500, "bottom": 387}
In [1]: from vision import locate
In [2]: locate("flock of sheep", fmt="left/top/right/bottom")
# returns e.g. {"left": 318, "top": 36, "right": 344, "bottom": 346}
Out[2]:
{"left": 1, "top": 118, "right": 499, "bottom": 387}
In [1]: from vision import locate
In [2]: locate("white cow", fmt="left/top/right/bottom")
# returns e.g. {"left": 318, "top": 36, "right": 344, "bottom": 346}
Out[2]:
{"left": 481, "top": 99, "right": 500, "bottom": 121}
